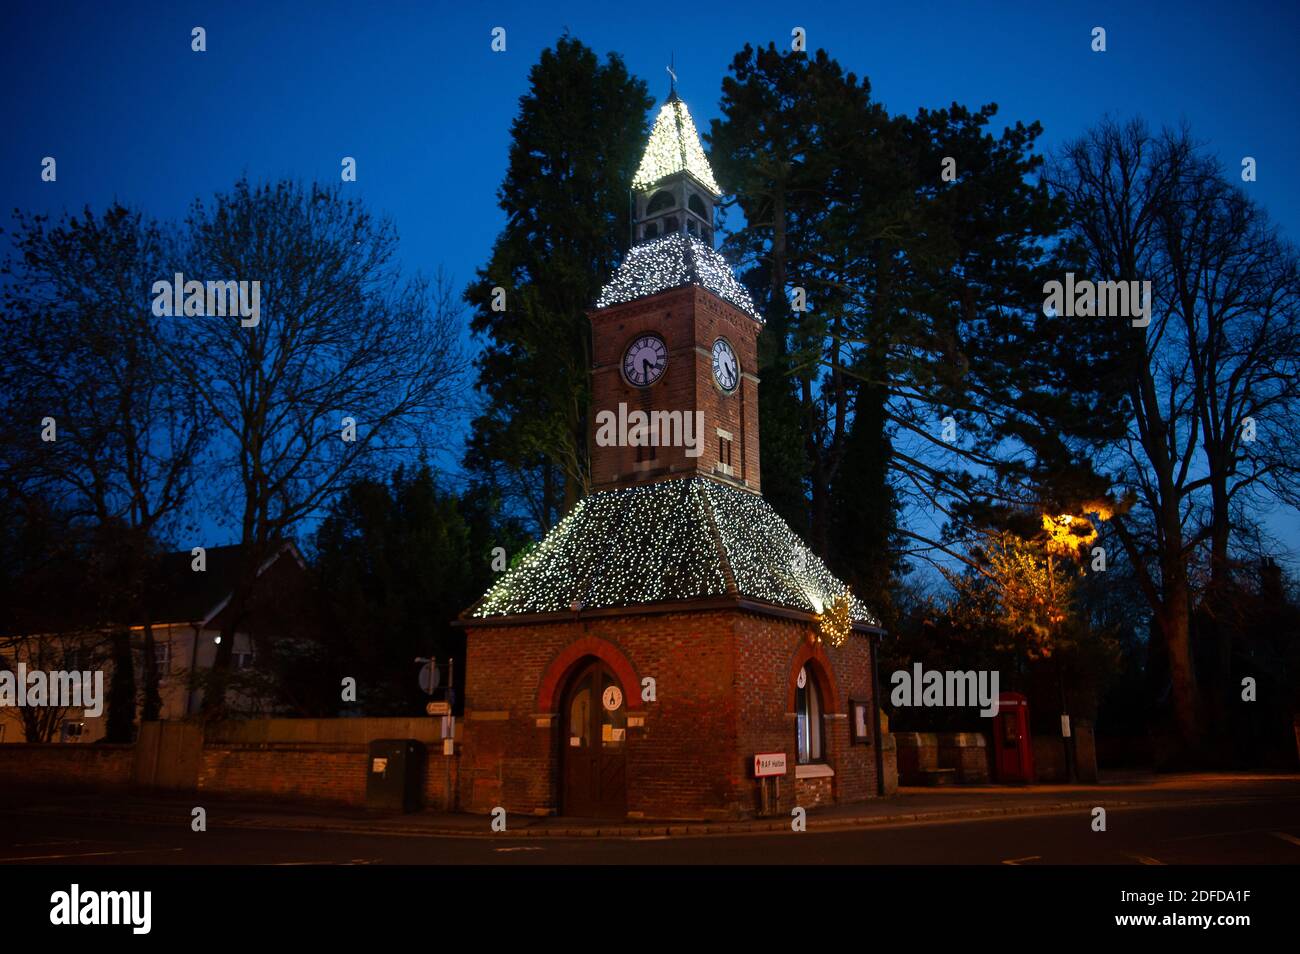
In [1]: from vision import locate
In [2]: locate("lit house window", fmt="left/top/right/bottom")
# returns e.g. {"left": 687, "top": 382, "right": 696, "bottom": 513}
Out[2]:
{"left": 795, "top": 666, "right": 824, "bottom": 763}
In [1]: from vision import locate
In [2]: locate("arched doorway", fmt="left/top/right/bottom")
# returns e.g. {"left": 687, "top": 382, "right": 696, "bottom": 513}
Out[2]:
{"left": 561, "top": 659, "right": 628, "bottom": 817}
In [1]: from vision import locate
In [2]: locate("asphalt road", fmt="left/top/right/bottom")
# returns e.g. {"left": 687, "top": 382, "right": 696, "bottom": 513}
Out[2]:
{"left": 2, "top": 796, "right": 1298, "bottom": 865}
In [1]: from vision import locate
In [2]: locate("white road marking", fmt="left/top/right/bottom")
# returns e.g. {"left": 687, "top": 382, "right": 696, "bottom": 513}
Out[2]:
{"left": 0, "top": 847, "right": 182, "bottom": 862}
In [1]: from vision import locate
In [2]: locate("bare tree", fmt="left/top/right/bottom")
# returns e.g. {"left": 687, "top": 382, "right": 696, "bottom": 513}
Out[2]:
{"left": 1049, "top": 119, "right": 1300, "bottom": 758}
{"left": 0, "top": 206, "right": 210, "bottom": 738}
{"left": 150, "top": 179, "right": 466, "bottom": 715}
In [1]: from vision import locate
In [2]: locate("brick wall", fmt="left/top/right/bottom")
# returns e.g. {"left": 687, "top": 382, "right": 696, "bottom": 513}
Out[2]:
{"left": 197, "top": 743, "right": 367, "bottom": 806}
{"left": 937, "top": 732, "right": 991, "bottom": 783}
{"left": 733, "top": 615, "right": 881, "bottom": 813}
{"left": 589, "top": 287, "right": 761, "bottom": 492}
{"left": 196, "top": 739, "right": 459, "bottom": 809}
{"left": 0, "top": 743, "right": 133, "bottom": 791}
{"left": 461, "top": 607, "right": 882, "bottom": 820}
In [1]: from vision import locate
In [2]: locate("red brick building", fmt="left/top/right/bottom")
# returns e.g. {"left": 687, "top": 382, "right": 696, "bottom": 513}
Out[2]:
{"left": 457, "top": 90, "right": 888, "bottom": 820}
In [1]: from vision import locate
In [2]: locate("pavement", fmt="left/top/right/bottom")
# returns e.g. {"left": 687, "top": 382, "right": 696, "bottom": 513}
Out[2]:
{"left": 4, "top": 771, "right": 1298, "bottom": 840}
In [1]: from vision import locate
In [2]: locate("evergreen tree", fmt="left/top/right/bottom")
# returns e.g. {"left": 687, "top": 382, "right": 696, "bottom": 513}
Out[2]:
{"left": 465, "top": 37, "right": 652, "bottom": 531}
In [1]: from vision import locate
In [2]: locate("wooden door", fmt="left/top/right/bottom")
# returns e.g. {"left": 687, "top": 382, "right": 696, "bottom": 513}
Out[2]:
{"left": 561, "top": 660, "right": 628, "bottom": 817}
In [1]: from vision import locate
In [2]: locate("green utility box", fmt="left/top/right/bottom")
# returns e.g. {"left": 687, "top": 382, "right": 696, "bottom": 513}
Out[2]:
{"left": 366, "top": 739, "right": 425, "bottom": 812}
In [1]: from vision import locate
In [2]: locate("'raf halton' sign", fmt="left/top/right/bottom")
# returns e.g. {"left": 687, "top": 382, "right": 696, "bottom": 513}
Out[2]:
{"left": 753, "top": 752, "right": 787, "bottom": 778}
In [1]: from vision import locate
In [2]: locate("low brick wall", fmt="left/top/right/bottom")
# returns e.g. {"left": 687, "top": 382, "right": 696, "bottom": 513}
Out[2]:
{"left": 895, "top": 731, "right": 990, "bottom": 784}
{"left": 207, "top": 717, "right": 445, "bottom": 745}
{"left": 937, "top": 732, "right": 990, "bottom": 783}
{"left": 1, "top": 719, "right": 461, "bottom": 812}
{"left": 197, "top": 740, "right": 460, "bottom": 810}
{"left": 893, "top": 732, "right": 938, "bottom": 783}
{"left": 1033, "top": 723, "right": 1098, "bottom": 783}
{"left": 0, "top": 743, "right": 133, "bottom": 792}
{"left": 198, "top": 742, "right": 368, "bottom": 806}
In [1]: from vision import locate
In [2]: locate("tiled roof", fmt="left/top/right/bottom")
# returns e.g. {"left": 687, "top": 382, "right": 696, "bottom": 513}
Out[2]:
{"left": 467, "top": 477, "right": 877, "bottom": 627}
{"left": 595, "top": 233, "right": 762, "bottom": 321}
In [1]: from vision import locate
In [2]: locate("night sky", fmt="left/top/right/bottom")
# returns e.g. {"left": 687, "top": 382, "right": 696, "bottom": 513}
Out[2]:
{"left": 3, "top": 0, "right": 1297, "bottom": 555}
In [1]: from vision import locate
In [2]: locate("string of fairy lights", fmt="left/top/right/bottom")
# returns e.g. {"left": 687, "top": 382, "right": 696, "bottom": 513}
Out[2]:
{"left": 595, "top": 233, "right": 763, "bottom": 321}
{"left": 471, "top": 477, "right": 876, "bottom": 642}
{"left": 632, "top": 98, "right": 722, "bottom": 195}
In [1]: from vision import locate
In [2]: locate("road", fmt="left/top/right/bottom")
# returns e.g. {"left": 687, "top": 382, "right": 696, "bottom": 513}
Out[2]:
{"left": 2, "top": 796, "right": 1298, "bottom": 864}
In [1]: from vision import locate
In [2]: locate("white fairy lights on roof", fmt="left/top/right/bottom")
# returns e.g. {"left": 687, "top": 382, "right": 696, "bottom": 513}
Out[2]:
{"left": 469, "top": 477, "right": 877, "bottom": 630}
{"left": 595, "top": 233, "right": 763, "bottom": 321}
{"left": 632, "top": 98, "right": 721, "bottom": 195}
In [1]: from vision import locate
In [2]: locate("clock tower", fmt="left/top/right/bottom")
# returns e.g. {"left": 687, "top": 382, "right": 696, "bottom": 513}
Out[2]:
{"left": 457, "top": 84, "right": 888, "bottom": 824}
{"left": 589, "top": 89, "right": 763, "bottom": 493}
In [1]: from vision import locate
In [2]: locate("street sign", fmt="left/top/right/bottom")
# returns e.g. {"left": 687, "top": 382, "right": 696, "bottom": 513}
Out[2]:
{"left": 426, "top": 700, "right": 450, "bottom": 716}
{"left": 418, "top": 662, "right": 441, "bottom": 695}
{"left": 754, "top": 752, "right": 787, "bottom": 778}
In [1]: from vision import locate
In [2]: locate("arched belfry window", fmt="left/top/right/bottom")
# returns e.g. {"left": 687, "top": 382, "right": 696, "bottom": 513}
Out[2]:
{"left": 688, "top": 193, "right": 707, "bottom": 219}
{"left": 795, "top": 666, "right": 825, "bottom": 763}
{"left": 646, "top": 190, "right": 675, "bottom": 214}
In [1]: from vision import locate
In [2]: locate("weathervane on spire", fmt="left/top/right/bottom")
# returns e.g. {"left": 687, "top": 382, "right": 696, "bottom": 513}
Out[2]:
{"left": 666, "top": 54, "right": 677, "bottom": 97}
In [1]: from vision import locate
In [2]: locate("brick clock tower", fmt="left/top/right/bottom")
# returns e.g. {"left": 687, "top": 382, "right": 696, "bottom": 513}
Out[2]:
{"left": 457, "top": 88, "right": 892, "bottom": 822}
{"left": 589, "top": 88, "right": 762, "bottom": 492}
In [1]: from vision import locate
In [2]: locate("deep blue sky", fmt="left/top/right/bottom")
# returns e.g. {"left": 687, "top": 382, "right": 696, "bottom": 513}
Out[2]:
{"left": 3, "top": 0, "right": 1298, "bottom": 556}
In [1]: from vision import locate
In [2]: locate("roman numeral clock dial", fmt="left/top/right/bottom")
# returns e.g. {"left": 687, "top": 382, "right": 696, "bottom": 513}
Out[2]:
{"left": 623, "top": 334, "right": 667, "bottom": 387}
{"left": 712, "top": 337, "right": 739, "bottom": 393}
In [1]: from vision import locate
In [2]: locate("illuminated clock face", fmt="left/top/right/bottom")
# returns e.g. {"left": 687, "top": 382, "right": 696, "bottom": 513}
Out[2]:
{"left": 623, "top": 334, "right": 668, "bottom": 387}
{"left": 711, "top": 337, "right": 739, "bottom": 393}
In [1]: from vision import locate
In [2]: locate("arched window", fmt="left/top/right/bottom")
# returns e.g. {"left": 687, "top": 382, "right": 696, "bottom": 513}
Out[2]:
{"left": 646, "top": 190, "right": 675, "bottom": 214}
{"left": 688, "top": 193, "right": 708, "bottom": 219}
{"left": 795, "top": 666, "right": 825, "bottom": 763}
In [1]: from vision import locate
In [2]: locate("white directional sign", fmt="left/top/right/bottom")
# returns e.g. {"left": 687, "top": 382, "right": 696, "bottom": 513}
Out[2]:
{"left": 754, "top": 752, "right": 787, "bottom": 778}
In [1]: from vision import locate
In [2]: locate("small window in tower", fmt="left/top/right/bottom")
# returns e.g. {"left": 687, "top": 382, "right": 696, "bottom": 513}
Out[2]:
{"left": 688, "top": 193, "right": 707, "bottom": 219}
{"left": 664, "top": 216, "right": 679, "bottom": 234}
{"left": 643, "top": 222, "right": 659, "bottom": 240}
{"left": 646, "top": 190, "right": 675, "bottom": 214}
{"left": 686, "top": 220, "right": 697, "bottom": 236}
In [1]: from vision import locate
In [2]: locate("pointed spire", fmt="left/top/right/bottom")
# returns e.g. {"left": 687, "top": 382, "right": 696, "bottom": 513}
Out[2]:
{"left": 666, "top": 55, "right": 677, "bottom": 100}
{"left": 632, "top": 91, "right": 720, "bottom": 196}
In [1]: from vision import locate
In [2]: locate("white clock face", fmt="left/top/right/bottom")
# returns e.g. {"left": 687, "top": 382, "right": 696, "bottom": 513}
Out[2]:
{"left": 711, "top": 337, "right": 739, "bottom": 393}
{"left": 623, "top": 334, "right": 668, "bottom": 387}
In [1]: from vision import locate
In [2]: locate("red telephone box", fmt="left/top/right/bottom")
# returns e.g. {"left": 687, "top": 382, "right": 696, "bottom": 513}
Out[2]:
{"left": 992, "top": 692, "right": 1034, "bottom": 783}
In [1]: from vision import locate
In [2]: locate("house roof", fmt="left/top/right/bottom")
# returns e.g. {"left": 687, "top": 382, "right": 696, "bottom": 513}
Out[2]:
{"left": 594, "top": 232, "right": 763, "bottom": 321}
{"left": 466, "top": 477, "right": 878, "bottom": 628}
{"left": 147, "top": 544, "right": 249, "bottom": 625}
{"left": 632, "top": 94, "right": 721, "bottom": 196}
